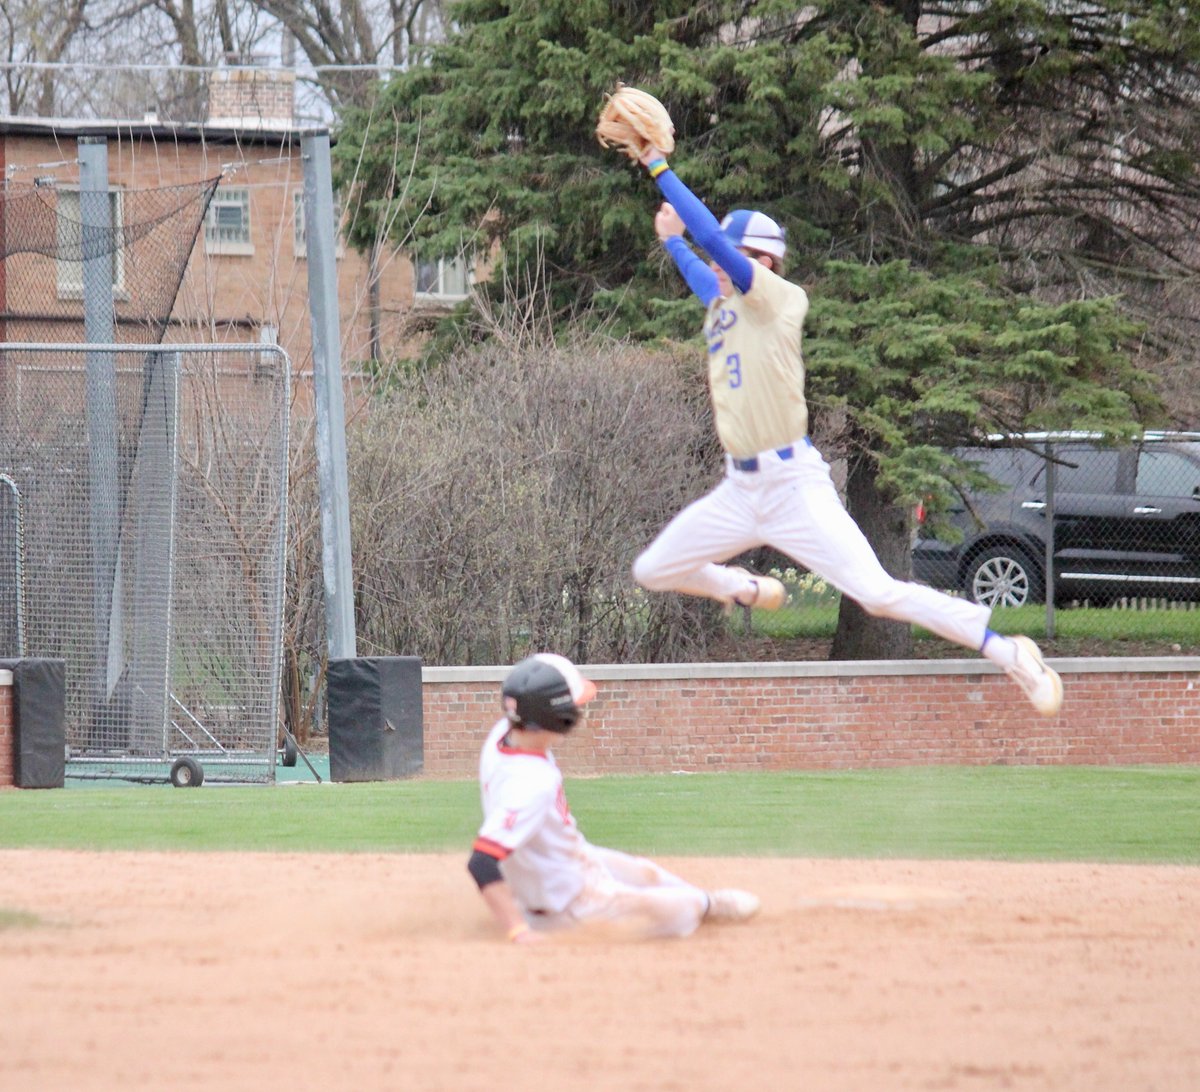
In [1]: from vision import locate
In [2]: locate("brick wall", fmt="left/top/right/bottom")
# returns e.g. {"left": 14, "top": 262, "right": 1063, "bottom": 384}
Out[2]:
{"left": 0, "top": 669, "right": 12, "bottom": 788}
{"left": 421, "top": 658, "right": 1200, "bottom": 777}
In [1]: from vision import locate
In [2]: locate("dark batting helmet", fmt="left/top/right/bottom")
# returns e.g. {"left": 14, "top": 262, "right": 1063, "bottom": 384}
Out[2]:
{"left": 501, "top": 653, "right": 598, "bottom": 733}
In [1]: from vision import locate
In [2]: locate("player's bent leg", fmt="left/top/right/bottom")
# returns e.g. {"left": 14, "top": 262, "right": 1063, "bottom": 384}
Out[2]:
{"left": 764, "top": 472, "right": 992, "bottom": 649}
{"left": 632, "top": 482, "right": 761, "bottom": 604}
{"left": 762, "top": 453, "right": 1062, "bottom": 713}
{"left": 590, "top": 845, "right": 694, "bottom": 889}
{"left": 569, "top": 873, "right": 711, "bottom": 938}
{"left": 619, "top": 886, "right": 713, "bottom": 938}
{"left": 848, "top": 574, "right": 991, "bottom": 650}
{"left": 818, "top": 558, "right": 1062, "bottom": 714}
{"left": 571, "top": 846, "right": 753, "bottom": 938}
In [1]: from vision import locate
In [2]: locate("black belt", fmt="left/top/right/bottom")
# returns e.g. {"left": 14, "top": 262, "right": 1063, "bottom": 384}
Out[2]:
{"left": 731, "top": 437, "right": 810, "bottom": 473}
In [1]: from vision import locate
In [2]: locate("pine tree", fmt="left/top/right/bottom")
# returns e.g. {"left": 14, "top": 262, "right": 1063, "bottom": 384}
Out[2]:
{"left": 336, "top": 0, "right": 1200, "bottom": 657}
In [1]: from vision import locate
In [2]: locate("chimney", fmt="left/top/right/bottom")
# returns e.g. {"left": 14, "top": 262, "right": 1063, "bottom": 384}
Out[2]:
{"left": 208, "top": 64, "right": 296, "bottom": 129}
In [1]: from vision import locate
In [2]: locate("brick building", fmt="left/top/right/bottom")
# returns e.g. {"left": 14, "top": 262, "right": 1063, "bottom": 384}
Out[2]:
{"left": 0, "top": 68, "right": 468, "bottom": 394}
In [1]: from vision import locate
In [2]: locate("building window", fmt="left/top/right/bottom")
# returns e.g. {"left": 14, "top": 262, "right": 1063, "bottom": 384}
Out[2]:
{"left": 293, "top": 191, "right": 344, "bottom": 259}
{"left": 414, "top": 255, "right": 470, "bottom": 300}
{"left": 204, "top": 187, "right": 253, "bottom": 254}
{"left": 55, "top": 188, "right": 125, "bottom": 299}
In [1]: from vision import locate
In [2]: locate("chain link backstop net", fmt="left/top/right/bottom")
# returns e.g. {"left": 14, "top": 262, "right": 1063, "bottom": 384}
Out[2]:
{"left": 0, "top": 343, "right": 289, "bottom": 783}
{"left": 0, "top": 165, "right": 293, "bottom": 783}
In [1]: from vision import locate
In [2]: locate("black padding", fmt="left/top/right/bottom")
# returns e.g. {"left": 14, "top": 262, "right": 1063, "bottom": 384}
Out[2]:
{"left": 327, "top": 656, "right": 424, "bottom": 782}
{"left": 467, "top": 849, "right": 504, "bottom": 890}
{"left": 0, "top": 658, "right": 66, "bottom": 789}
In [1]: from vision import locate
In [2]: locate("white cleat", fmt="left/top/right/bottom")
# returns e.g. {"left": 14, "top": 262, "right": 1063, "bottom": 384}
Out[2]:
{"left": 1005, "top": 635, "right": 1064, "bottom": 717}
{"left": 705, "top": 888, "right": 762, "bottom": 923}
{"left": 729, "top": 567, "right": 787, "bottom": 611}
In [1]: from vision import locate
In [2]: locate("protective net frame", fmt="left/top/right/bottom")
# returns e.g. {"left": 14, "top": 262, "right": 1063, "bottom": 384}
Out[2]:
{"left": 0, "top": 342, "right": 290, "bottom": 784}
{"left": 0, "top": 472, "right": 25, "bottom": 657}
{"left": 0, "top": 178, "right": 221, "bottom": 345}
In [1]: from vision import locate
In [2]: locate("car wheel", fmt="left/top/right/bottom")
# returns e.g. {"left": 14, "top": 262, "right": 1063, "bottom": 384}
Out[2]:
{"left": 964, "top": 545, "right": 1045, "bottom": 608}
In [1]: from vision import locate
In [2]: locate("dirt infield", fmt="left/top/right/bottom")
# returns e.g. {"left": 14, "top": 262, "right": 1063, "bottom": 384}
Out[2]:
{"left": 0, "top": 851, "right": 1196, "bottom": 1091}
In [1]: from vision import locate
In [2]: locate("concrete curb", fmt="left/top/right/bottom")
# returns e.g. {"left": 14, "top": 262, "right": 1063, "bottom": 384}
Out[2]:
{"left": 423, "top": 656, "right": 1200, "bottom": 683}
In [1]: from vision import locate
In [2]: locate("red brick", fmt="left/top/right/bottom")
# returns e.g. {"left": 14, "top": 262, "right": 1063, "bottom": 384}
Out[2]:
{"left": 420, "top": 665, "right": 1200, "bottom": 778}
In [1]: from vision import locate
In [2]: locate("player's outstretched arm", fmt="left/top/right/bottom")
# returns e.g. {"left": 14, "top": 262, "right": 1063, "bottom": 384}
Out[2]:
{"left": 655, "top": 203, "right": 720, "bottom": 305}
{"left": 639, "top": 146, "right": 755, "bottom": 294}
{"left": 479, "top": 879, "right": 545, "bottom": 945}
{"left": 467, "top": 846, "right": 545, "bottom": 945}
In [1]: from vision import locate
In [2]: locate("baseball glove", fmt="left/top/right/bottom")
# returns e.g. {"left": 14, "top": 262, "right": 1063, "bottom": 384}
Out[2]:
{"left": 595, "top": 83, "right": 675, "bottom": 161}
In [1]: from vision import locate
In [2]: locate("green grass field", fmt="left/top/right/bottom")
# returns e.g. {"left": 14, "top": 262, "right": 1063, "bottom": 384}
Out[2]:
{"left": 0, "top": 766, "right": 1196, "bottom": 864}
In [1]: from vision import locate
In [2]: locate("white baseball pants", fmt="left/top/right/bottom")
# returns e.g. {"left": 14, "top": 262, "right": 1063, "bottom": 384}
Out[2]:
{"left": 632, "top": 440, "right": 991, "bottom": 651}
{"left": 534, "top": 845, "right": 710, "bottom": 939}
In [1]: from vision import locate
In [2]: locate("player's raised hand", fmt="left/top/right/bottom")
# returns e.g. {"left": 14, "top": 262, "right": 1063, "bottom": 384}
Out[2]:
{"left": 654, "top": 202, "right": 686, "bottom": 242}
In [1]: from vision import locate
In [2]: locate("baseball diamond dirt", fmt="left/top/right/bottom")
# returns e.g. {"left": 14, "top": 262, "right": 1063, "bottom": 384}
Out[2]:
{"left": 0, "top": 851, "right": 1196, "bottom": 1090}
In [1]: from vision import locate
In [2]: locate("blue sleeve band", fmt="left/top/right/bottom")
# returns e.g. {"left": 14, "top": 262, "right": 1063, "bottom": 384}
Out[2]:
{"left": 654, "top": 169, "right": 755, "bottom": 295}
{"left": 664, "top": 235, "right": 720, "bottom": 306}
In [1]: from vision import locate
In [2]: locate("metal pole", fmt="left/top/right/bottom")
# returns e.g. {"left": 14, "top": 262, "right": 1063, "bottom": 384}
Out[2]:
{"left": 79, "top": 137, "right": 122, "bottom": 720}
{"left": 133, "top": 349, "right": 179, "bottom": 759}
{"left": 1044, "top": 442, "right": 1056, "bottom": 639}
{"left": 0, "top": 178, "right": 8, "bottom": 415}
{"left": 0, "top": 473, "right": 24, "bottom": 657}
{"left": 301, "top": 130, "right": 357, "bottom": 660}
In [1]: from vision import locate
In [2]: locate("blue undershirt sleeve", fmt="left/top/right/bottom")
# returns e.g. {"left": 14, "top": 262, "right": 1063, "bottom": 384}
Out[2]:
{"left": 654, "top": 168, "right": 755, "bottom": 295}
{"left": 663, "top": 235, "right": 719, "bottom": 306}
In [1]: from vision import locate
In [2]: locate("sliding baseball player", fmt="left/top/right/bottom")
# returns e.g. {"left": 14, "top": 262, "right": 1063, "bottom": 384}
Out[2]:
{"left": 467, "top": 653, "right": 761, "bottom": 942}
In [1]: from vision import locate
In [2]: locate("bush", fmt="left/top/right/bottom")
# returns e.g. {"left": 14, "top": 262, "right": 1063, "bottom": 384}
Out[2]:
{"left": 345, "top": 332, "right": 729, "bottom": 665}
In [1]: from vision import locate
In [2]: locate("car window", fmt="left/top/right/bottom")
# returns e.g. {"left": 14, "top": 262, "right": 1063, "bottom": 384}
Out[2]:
{"left": 963, "top": 448, "right": 1038, "bottom": 486}
{"left": 1136, "top": 449, "right": 1200, "bottom": 498}
{"left": 1040, "top": 446, "right": 1120, "bottom": 494}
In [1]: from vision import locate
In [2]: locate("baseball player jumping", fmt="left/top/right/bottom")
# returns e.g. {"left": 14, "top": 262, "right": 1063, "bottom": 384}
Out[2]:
{"left": 467, "top": 653, "right": 761, "bottom": 943}
{"left": 625, "top": 143, "right": 1062, "bottom": 717}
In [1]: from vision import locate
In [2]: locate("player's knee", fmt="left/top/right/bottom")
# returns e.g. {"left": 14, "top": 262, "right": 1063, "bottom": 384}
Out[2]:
{"left": 857, "top": 583, "right": 909, "bottom": 620}
{"left": 631, "top": 553, "right": 668, "bottom": 591}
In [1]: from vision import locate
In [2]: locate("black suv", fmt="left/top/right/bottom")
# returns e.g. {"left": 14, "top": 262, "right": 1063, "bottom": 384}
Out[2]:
{"left": 912, "top": 432, "right": 1200, "bottom": 607}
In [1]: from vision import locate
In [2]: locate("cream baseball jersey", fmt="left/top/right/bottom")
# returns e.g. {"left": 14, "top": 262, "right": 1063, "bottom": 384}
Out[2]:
{"left": 473, "top": 718, "right": 589, "bottom": 913}
{"left": 704, "top": 263, "right": 810, "bottom": 459}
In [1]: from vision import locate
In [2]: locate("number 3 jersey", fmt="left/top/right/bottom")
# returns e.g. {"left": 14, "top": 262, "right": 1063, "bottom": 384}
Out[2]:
{"left": 704, "top": 262, "right": 810, "bottom": 459}
{"left": 472, "top": 718, "right": 590, "bottom": 913}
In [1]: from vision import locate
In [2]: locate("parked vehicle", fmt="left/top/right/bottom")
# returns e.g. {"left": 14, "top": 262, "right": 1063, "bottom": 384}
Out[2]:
{"left": 912, "top": 432, "right": 1200, "bottom": 607}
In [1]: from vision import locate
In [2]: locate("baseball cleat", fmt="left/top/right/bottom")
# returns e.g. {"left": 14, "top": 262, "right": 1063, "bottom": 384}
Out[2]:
{"left": 1005, "top": 635, "right": 1063, "bottom": 717}
{"left": 705, "top": 888, "right": 762, "bottom": 923}
{"left": 729, "top": 567, "right": 787, "bottom": 611}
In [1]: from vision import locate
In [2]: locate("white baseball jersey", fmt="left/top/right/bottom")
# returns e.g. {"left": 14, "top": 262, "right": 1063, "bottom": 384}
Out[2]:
{"left": 473, "top": 717, "right": 715, "bottom": 937}
{"left": 473, "top": 718, "right": 589, "bottom": 913}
